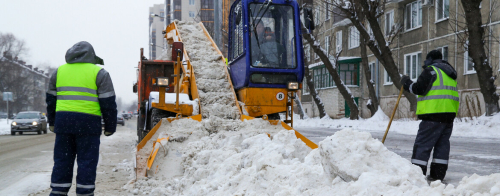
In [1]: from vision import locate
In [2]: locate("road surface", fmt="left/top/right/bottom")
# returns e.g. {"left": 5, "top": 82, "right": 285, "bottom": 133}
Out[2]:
{"left": 295, "top": 126, "right": 500, "bottom": 185}
{"left": 0, "top": 119, "right": 138, "bottom": 196}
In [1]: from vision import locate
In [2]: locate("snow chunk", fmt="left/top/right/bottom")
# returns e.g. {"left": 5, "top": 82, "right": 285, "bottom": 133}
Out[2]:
{"left": 319, "top": 129, "right": 426, "bottom": 185}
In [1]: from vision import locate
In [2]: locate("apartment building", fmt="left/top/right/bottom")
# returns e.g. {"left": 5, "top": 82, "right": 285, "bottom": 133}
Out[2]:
{"left": 301, "top": 0, "right": 500, "bottom": 119}
{"left": 149, "top": 4, "right": 165, "bottom": 60}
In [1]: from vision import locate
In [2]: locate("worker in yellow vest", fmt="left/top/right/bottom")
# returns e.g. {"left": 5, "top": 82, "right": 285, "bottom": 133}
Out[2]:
{"left": 46, "top": 41, "right": 117, "bottom": 196}
{"left": 401, "top": 50, "right": 459, "bottom": 182}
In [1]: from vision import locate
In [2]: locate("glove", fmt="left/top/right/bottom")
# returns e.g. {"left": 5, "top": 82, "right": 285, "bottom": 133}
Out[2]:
{"left": 49, "top": 126, "right": 54, "bottom": 132}
{"left": 400, "top": 75, "right": 413, "bottom": 91}
{"left": 104, "top": 131, "right": 114, "bottom": 136}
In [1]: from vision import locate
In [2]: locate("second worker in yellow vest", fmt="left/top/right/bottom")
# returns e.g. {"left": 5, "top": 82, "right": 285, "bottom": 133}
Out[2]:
{"left": 400, "top": 50, "right": 458, "bottom": 183}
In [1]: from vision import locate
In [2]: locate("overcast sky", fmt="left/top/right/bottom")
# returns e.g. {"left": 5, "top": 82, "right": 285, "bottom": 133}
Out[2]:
{"left": 0, "top": 0, "right": 164, "bottom": 105}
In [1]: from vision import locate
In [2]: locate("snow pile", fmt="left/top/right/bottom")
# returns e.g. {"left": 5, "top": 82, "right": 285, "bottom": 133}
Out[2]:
{"left": 295, "top": 111, "right": 500, "bottom": 139}
{"left": 176, "top": 21, "right": 240, "bottom": 120}
{"left": 133, "top": 120, "right": 500, "bottom": 195}
{"left": 364, "top": 106, "right": 390, "bottom": 122}
{"left": 452, "top": 113, "right": 500, "bottom": 139}
{"left": 0, "top": 119, "right": 12, "bottom": 135}
{"left": 319, "top": 129, "right": 425, "bottom": 184}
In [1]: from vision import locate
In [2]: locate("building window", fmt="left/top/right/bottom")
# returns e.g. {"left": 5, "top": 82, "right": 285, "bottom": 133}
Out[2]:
{"left": 436, "top": 0, "right": 449, "bottom": 21}
{"left": 385, "top": 10, "right": 394, "bottom": 36}
{"left": 366, "top": 21, "right": 373, "bottom": 37}
{"left": 369, "top": 61, "right": 376, "bottom": 84}
{"left": 339, "top": 63, "right": 359, "bottom": 86}
{"left": 189, "top": 0, "right": 195, "bottom": 5}
{"left": 437, "top": 46, "right": 448, "bottom": 61}
{"left": 303, "top": 76, "right": 310, "bottom": 95}
{"left": 325, "top": 36, "right": 330, "bottom": 56}
{"left": 230, "top": 2, "right": 244, "bottom": 61}
{"left": 404, "top": 52, "right": 422, "bottom": 81}
{"left": 315, "top": 39, "right": 320, "bottom": 59}
{"left": 189, "top": 11, "right": 195, "bottom": 18}
{"left": 384, "top": 68, "right": 392, "bottom": 85}
{"left": 464, "top": 50, "right": 476, "bottom": 74}
{"left": 348, "top": 26, "right": 359, "bottom": 49}
{"left": 405, "top": 0, "right": 422, "bottom": 31}
{"left": 312, "top": 66, "right": 334, "bottom": 89}
{"left": 336, "top": 31, "right": 342, "bottom": 53}
{"left": 315, "top": 8, "right": 320, "bottom": 25}
{"left": 325, "top": 1, "right": 330, "bottom": 21}
{"left": 304, "top": 45, "right": 310, "bottom": 62}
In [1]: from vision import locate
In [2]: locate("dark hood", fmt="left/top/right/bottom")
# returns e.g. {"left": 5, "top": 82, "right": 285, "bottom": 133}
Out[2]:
{"left": 65, "top": 41, "right": 104, "bottom": 65}
{"left": 423, "top": 58, "right": 457, "bottom": 80}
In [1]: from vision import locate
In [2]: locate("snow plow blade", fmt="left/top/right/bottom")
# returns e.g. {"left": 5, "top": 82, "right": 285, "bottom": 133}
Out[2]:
{"left": 135, "top": 21, "right": 317, "bottom": 179}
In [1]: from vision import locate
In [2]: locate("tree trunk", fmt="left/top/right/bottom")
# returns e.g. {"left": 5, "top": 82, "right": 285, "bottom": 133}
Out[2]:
{"left": 301, "top": 25, "right": 359, "bottom": 120}
{"left": 461, "top": 0, "right": 500, "bottom": 115}
{"left": 338, "top": 0, "right": 417, "bottom": 111}
{"left": 360, "top": 40, "right": 379, "bottom": 116}
{"left": 304, "top": 65, "right": 327, "bottom": 118}
{"left": 294, "top": 96, "right": 309, "bottom": 119}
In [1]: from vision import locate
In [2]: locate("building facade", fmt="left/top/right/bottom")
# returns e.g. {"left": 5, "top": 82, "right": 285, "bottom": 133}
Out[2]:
{"left": 302, "top": 0, "right": 500, "bottom": 119}
{"left": 0, "top": 52, "right": 49, "bottom": 116}
{"left": 149, "top": 4, "right": 165, "bottom": 60}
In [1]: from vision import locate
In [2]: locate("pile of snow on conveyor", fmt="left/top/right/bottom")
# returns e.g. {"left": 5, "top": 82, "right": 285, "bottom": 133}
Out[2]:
{"left": 132, "top": 126, "right": 500, "bottom": 195}
{"left": 176, "top": 21, "right": 240, "bottom": 120}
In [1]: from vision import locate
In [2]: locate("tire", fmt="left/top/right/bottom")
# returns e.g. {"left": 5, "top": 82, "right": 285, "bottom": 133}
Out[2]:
{"left": 37, "top": 130, "right": 41, "bottom": 135}
{"left": 11, "top": 131, "right": 15, "bottom": 135}
{"left": 267, "top": 113, "right": 281, "bottom": 120}
{"left": 19, "top": 132, "right": 23, "bottom": 135}
{"left": 44, "top": 130, "right": 47, "bottom": 134}
{"left": 122, "top": 123, "right": 125, "bottom": 126}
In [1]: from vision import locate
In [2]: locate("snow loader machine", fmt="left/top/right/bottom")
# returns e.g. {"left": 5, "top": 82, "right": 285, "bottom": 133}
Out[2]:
{"left": 133, "top": 0, "right": 317, "bottom": 177}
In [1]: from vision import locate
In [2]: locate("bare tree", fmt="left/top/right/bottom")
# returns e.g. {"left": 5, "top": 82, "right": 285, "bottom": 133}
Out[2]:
{"left": 456, "top": 0, "right": 500, "bottom": 115}
{"left": 329, "top": 0, "right": 417, "bottom": 111}
{"left": 360, "top": 37, "right": 379, "bottom": 116}
{"left": 304, "top": 64, "right": 328, "bottom": 118}
{"left": 302, "top": 25, "right": 359, "bottom": 119}
{"left": 0, "top": 33, "right": 28, "bottom": 58}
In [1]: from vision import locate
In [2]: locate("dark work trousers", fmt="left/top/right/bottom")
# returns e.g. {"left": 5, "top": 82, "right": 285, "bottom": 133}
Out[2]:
{"left": 411, "top": 120, "right": 453, "bottom": 181}
{"left": 50, "top": 133, "right": 100, "bottom": 196}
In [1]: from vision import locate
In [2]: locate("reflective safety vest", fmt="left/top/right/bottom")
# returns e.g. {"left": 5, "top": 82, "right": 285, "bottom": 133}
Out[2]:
{"left": 56, "top": 63, "right": 102, "bottom": 116}
{"left": 416, "top": 66, "right": 459, "bottom": 115}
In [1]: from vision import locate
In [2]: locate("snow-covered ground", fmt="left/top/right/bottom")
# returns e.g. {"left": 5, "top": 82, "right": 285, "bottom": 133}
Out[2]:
{"left": 0, "top": 119, "right": 12, "bottom": 135}
{"left": 294, "top": 108, "right": 500, "bottom": 139}
{"left": 131, "top": 117, "right": 500, "bottom": 195}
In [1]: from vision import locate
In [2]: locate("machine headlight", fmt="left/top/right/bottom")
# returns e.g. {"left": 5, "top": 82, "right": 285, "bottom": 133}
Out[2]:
{"left": 32, "top": 121, "right": 38, "bottom": 126}
{"left": 153, "top": 77, "right": 169, "bottom": 87}
{"left": 12, "top": 122, "right": 17, "bottom": 126}
{"left": 287, "top": 82, "right": 299, "bottom": 90}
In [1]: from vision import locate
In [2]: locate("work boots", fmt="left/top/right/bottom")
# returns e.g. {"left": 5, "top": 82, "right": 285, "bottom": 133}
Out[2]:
{"left": 429, "top": 162, "right": 448, "bottom": 181}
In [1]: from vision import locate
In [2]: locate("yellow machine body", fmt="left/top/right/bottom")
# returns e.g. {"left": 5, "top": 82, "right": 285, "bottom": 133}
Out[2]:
{"left": 237, "top": 88, "right": 289, "bottom": 117}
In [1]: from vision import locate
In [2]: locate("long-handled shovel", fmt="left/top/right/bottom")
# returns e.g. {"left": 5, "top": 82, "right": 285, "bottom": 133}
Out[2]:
{"left": 382, "top": 86, "right": 404, "bottom": 144}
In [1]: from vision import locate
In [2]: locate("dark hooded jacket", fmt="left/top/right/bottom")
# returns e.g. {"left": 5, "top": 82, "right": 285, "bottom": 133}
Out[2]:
{"left": 46, "top": 41, "right": 117, "bottom": 135}
{"left": 402, "top": 59, "right": 458, "bottom": 123}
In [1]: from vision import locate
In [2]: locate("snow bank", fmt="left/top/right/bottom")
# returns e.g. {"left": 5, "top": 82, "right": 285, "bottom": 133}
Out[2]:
{"left": 0, "top": 119, "right": 12, "bottom": 135}
{"left": 132, "top": 120, "right": 500, "bottom": 195}
{"left": 295, "top": 111, "right": 500, "bottom": 139}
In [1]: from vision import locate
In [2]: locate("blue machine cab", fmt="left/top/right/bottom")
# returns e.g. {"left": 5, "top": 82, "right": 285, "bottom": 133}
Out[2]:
{"left": 228, "top": 0, "right": 305, "bottom": 120}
